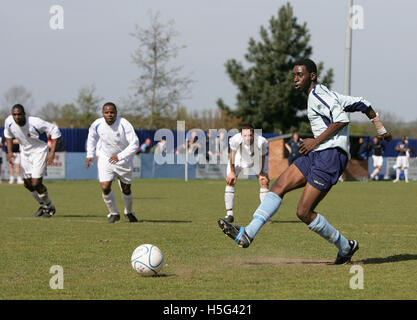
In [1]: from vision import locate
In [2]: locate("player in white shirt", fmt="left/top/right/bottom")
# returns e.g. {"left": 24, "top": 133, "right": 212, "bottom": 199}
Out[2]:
{"left": 224, "top": 124, "right": 269, "bottom": 223}
{"left": 218, "top": 59, "right": 392, "bottom": 265}
{"left": 4, "top": 104, "right": 61, "bottom": 217}
{"left": 86, "top": 102, "right": 140, "bottom": 223}
{"left": 393, "top": 136, "right": 412, "bottom": 183}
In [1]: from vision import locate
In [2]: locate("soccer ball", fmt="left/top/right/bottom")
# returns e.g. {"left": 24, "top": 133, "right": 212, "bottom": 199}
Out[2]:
{"left": 131, "top": 244, "right": 164, "bottom": 276}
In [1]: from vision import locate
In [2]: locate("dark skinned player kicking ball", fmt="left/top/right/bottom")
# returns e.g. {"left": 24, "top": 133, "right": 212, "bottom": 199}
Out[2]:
{"left": 218, "top": 58, "right": 391, "bottom": 264}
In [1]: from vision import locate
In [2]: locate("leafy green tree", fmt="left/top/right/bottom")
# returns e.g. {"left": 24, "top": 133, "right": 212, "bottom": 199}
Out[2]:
{"left": 217, "top": 3, "right": 333, "bottom": 133}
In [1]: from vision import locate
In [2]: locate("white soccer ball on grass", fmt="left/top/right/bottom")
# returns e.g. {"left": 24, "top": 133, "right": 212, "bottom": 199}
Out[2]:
{"left": 131, "top": 244, "right": 164, "bottom": 276}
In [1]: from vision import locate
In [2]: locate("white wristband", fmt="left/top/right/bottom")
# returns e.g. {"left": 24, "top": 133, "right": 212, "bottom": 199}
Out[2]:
{"left": 377, "top": 126, "right": 387, "bottom": 136}
{"left": 371, "top": 113, "right": 387, "bottom": 136}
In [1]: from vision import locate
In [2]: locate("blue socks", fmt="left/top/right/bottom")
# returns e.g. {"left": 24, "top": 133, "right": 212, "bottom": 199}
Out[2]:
{"left": 308, "top": 214, "right": 350, "bottom": 256}
{"left": 240, "top": 193, "right": 350, "bottom": 257}
{"left": 245, "top": 192, "right": 282, "bottom": 239}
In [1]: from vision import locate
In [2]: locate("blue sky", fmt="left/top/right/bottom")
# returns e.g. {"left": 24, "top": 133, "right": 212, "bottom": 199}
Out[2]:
{"left": 1, "top": 0, "right": 416, "bottom": 123}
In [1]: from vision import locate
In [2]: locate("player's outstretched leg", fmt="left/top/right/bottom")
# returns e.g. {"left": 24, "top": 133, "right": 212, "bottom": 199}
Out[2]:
{"left": 218, "top": 164, "right": 305, "bottom": 248}
{"left": 217, "top": 218, "right": 252, "bottom": 248}
{"left": 218, "top": 191, "right": 282, "bottom": 248}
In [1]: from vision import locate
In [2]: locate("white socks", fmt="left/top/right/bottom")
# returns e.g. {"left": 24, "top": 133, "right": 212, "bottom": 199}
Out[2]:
{"left": 102, "top": 191, "right": 119, "bottom": 215}
{"left": 121, "top": 192, "right": 133, "bottom": 214}
{"left": 103, "top": 190, "right": 134, "bottom": 215}
{"left": 225, "top": 186, "right": 235, "bottom": 216}
{"left": 225, "top": 186, "right": 270, "bottom": 217}
{"left": 370, "top": 168, "right": 379, "bottom": 179}
{"left": 259, "top": 188, "right": 269, "bottom": 202}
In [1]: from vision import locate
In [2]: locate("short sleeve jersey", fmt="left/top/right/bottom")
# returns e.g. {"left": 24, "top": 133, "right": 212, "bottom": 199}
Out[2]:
{"left": 86, "top": 116, "right": 139, "bottom": 162}
{"left": 4, "top": 115, "right": 61, "bottom": 156}
{"left": 229, "top": 133, "right": 268, "bottom": 168}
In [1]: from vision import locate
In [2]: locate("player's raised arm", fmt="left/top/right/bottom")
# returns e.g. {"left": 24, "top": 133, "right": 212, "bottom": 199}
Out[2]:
{"left": 364, "top": 107, "right": 392, "bottom": 142}
{"left": 336, "top": 92, "right": 392, "bottom": 142}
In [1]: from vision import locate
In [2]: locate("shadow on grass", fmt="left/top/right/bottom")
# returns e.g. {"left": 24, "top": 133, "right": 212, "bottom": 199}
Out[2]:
{"left": 133, "top": 197, "right": 167, "bottom": 200}
{"left": 268, "top": 220, "right": 302, "bottom": 224}
{"left": 56, "top": 214, "right": 103, "bottom": 218}
{"left": 139, "top": 219, "right": 192, "bottom": 223}
{"left": 50, "top": 216, "right": 192, "bottom": 223}
{"left": 246, "top": 260, "right": 331, "bottom": 266}
{"left": 152, "top": 273, "right": 177, "bottom": 278}
{"left": 360, "top": 254, "right": 417, "bottom": 265}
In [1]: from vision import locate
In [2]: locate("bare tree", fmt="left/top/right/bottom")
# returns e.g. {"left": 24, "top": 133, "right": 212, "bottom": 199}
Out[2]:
{"left": 39, "top": 102, "right": 62, "bottom": 123}
{"left": 129, "top": 11, "right": 193, "bottom": 129}
{"left": 75, "top": 84, "right": 102, "bottom": 128}
{"left": 1, "top": 85, "right": 35, "bottom": 118}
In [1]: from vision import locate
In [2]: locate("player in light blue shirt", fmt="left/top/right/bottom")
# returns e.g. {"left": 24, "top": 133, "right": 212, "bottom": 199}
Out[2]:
{"left": 218, "top": 58, "right": 392, "bottom": 265}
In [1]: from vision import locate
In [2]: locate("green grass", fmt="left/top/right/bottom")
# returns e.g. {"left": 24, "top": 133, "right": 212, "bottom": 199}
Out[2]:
{"left": 0, "top": 179, "right": 416, "bottom": 299}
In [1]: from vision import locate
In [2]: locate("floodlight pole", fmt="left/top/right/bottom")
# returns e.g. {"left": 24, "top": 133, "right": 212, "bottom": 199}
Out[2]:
{"left": 185, "top": 138, "right": 188, "bottom": 182}
{"left": 344, "top": 0, "right": 353, "bottom": 96}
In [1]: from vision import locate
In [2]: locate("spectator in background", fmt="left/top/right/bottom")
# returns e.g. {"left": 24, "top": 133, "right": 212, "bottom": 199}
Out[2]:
{"left": 0, "top": 135, "right": 3, "bottom": 183}
{"left": 357, "top": 137, "right": 370, "bottom": 160}
{"left": 175, "top": 141, "right": 186, "bottom": 155}
{"left": 393, "top": 135, "right": 410, "bottom": 183}
{"left": 206, "top": 130, "right": 229, "bottom": 164}
{"left": 206, "top": 131, "right": 217, "bottom": 163}
{"left": 369, "top": 136, "right": 385, "bottom": 180}
{"left": 152, "top": 137, "right": 167, "bottom": 155}
{"left": 218, "top": 130, "right": 229, "bottom": 165}
{"left": 9, "top": 138, "right": 24, "bottom": 184}
{"left": 285, "top": 132, "right": 301, "bottom": 166}
{"left": 175, "top": 134, "right": 201, "bottom": 157}
{"left": 137, "top": 138, "right": 152, "bottom": 154}
{"left": 187, "top": 137, "right": 201, "bottom": 157}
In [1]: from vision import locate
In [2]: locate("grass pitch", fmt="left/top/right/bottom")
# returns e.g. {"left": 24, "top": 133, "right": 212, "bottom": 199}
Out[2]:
{"left": 1, "top": 178, "right": 416, "bottom": 300}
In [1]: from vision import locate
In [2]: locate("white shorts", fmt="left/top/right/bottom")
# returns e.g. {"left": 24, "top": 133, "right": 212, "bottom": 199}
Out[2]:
{"left": 372, "top": 155, "right": 383, "bottom": 167}
{"left": 226, "top": 163, "right": 263, "bottom": 177}
{"left": 395, "top": 156, "right": 409, "bottom": 169}
{"left": 11, "top": 152, "right": 21, "bottom": 165}
{"left": 20, "top": 151, "right": 47, "bottom": 179}
{"left": 97, "top": 155, "right": 133, "bottom": 184}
